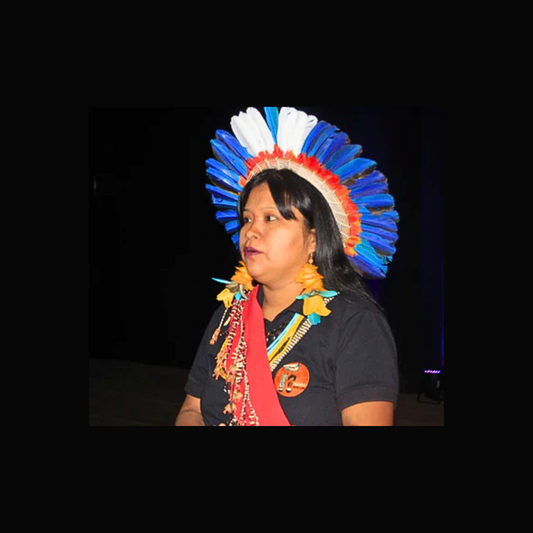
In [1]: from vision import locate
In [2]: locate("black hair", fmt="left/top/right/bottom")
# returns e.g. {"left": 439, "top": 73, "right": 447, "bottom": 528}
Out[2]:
{"left": 238, "top": 168, "right": 379, "bottom": 306}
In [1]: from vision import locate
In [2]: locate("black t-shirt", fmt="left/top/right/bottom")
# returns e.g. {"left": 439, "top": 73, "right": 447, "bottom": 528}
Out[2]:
{"left": 185, "top": 286, "right": 399, "bottom": 426}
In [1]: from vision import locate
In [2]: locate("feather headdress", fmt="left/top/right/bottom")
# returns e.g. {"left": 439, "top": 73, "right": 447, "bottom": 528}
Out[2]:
{"left": 206, "top": 107, "right": 399, "bottom": 279}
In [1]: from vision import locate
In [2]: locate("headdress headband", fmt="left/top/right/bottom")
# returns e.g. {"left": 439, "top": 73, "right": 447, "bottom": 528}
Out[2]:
{"left": 206, "top": 107, "right": 399, "bottom": 279}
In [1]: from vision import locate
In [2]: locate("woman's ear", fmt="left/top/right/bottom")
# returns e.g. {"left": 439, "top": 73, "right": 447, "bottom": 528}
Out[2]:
{"left": 308, "top": 229, "right": 317, "bottom": 254}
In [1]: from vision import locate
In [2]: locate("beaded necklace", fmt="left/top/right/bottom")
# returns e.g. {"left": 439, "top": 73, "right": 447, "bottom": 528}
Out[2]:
{"left": 213, "top": 294, "right": 336, "bottom": 380}
{"left": 268, "top": 296, "right": 336, "bottom": 372}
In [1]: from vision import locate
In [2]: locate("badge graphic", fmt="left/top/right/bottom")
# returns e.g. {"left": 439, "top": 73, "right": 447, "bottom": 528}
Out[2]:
{"left": 274, "top": 363, "right": 310, "bottom": 398}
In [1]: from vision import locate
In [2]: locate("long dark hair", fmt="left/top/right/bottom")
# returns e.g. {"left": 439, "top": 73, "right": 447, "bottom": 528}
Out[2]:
{"left": 238, "top": 169, "right": 379, "bottom": 306}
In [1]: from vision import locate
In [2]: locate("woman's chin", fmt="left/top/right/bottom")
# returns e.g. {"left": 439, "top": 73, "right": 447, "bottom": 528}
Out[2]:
{"left": 247, "top": 269, "right": 262, "bottom": 283}
{"left": 246, "top": 266, "right": 267, "bottom": 285}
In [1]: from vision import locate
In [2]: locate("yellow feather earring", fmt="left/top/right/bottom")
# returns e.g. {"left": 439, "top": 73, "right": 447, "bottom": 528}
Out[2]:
{"left": 295, "top": 254, "right": 338, "bottom": 326}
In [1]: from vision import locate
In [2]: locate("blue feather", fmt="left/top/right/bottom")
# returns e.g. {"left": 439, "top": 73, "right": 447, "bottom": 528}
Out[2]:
{"left": 212, "top": 278, "right": 232, "bottom": 285}
{"left": 349, "top": 240, "right": 389, "bottom": 279}
{"left": 325, "top": 145, "right": 363, "bottom": 171}
{"left": 308, "top": 313, "right": 322, "bottom": 326}
{"left": 382, "top": 210, "right": 400, "bottom": 222}
{"left": 206, "top": 166, "right": 243, "bottom": 194}
{"left": 349, "top": 254, "right": 387, "bottom": 280}
{"left": 301, "top": 121, "right": 329, "bottom": 154}
{"left": 216, "top": 130, "right": 252, "bottom": 161}
{"left": 205, "top": 184, "right": 239, "bottom": 202}
{"left": 317, "top": 132, "right": 349, "bottom": 164}
{"left": 349, "top": 170, "right": 387, "bottom": 189}
{"left": 231, "top": 233, "right": 240, "bottom": 249}
{"left": 349, "top": 181, "right": 388, "bottom": 199}
{"left": 206, "top": 184, "right": 240, "bottom": 208}
{"left": 212, "top": 198, "right": 239, "bottom": 209}
{"left": 358, "top": 194, "right": 395, "bottom": 210}
{"left": 363, "top": 233, "right": 397, "bottom": 256}
{"left": 215, "top": 210, "right": 239, "bottom": 223}
{"left": 321, "top": 290, "right": 339, "bottom": 298}
{"left": 306, "top": 124, "right": 339, "bottom": 158}
{"left": 359, "top": 206, "right": 400, "bottom": 224}
{"left": 361, "top": 216, "right": 398, "bottom": 232}
{"left": 206, "top": 158, "right": 241, "bottom": 185}
{"left": 379, "top": 211, "right": 400, "bottom": 222}
{"left": 264, "top": 107, "right": 279, "bottom": 144}
{"left": 358, "top": 238, "right": 383, "bottom": 258}
{"left": 361, "top": 223, "right": 398, "bottom": 243}
{"left": 336, "top": 158, "right": 377, "bottom": 182}
{"left": 211, "top": 139, "right": 248, "bottom": 177}
{"left": 348, "top": 172, "right": 388, "bottom": 195}
{"left": 224, "top": 220, "right": 240, "bottom": 233}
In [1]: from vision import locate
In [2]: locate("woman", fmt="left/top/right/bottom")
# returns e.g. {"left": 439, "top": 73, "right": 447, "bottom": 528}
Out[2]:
{"left": 176, "top": 107, "right": 399, "bottom": 426}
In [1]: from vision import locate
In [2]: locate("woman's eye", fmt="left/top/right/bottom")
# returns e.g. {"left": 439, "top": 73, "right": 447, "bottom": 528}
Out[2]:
{"left": 266, "top": 215, "right": 277, "bottom": 222}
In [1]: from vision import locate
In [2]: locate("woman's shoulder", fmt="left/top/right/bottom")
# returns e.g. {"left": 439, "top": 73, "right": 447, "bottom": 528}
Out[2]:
{"left": 325, "top": 291, "right": 392, "bottom": 336}
{"left": 329, "top": 291, "right": 384, "bottom": 317}
{"left": 326, "top": 292, "right": 396, "bottom": 351}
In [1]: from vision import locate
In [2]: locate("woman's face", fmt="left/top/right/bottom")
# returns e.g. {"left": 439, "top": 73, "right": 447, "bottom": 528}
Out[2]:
{"left": 240, "top": 183, "right": 316, "bottom": 290}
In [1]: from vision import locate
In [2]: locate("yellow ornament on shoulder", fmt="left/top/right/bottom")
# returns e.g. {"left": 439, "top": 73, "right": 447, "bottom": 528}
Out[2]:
{"left": 213, "top": 261, "right": 256, "bottom": 309}
{"left": 303, "top": 294, "right": 332, "bottom": 318}
{"left": 217, "top": 288, "right": 236, "bottom": 309}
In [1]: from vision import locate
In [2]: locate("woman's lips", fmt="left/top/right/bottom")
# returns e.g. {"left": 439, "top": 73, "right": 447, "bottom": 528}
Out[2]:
{"left": 244, "top": 247, "right": 262, "bottom": 258}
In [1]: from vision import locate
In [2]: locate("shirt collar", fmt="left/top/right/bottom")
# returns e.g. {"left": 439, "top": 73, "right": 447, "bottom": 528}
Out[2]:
{"left": 257, "top": 284, "right": 304, "bottom": 324}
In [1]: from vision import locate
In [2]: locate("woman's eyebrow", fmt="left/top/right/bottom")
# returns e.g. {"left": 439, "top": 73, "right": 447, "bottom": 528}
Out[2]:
{"left": 243, "top": 206, "right": 278, "bottom": 212}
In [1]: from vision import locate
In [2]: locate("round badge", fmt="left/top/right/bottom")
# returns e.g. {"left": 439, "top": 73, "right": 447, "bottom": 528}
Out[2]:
{"left": 274, "top": 363, "right": 310, "bottom": 398}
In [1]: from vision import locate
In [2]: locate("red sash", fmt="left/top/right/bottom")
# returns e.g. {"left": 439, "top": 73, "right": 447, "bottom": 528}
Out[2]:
{"left": 228, "top": 286, "right": 291, "bottom": 426}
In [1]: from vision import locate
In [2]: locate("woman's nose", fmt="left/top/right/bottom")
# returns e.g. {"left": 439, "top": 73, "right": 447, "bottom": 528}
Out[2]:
{"left": 244, "top": 220, "right": 261, "bottom": 240}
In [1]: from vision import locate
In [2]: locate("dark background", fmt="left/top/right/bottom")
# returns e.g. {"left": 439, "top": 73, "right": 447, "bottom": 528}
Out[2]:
{"left": 89, "top": 106, "right": 444, "bottom": 381}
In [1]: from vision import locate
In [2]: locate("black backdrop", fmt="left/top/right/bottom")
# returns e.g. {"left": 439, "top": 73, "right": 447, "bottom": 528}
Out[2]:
{"left": 90, "top": 106, "right": 444, "bottom": 377}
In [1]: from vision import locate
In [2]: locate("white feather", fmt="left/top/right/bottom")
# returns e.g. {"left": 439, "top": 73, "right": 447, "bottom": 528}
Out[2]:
{"left": 231, "top": 108, "right": 275, "bottom": 157}
{"left": 246, "top": 107, "right": 275, "bottom": 154}
{"left": 291, "top": 110, "right": 318, "bottom": 155}
{"left": 277, "top": 107, "right": 318, "bottom": 155}
{"left": 231, "top": 112, "right": 259, "bottom": 156}
{"left": 277, "top": 107, "right": 295, "bottom": 152}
